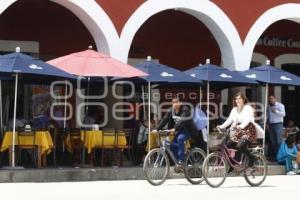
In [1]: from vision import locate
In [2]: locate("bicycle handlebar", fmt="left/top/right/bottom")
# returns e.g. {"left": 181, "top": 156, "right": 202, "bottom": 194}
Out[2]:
{"left": 152, "top": 129, "right": 174, "bottom": 136}
{"left": 216, "top": 127, "right": 229, "bottom": 135}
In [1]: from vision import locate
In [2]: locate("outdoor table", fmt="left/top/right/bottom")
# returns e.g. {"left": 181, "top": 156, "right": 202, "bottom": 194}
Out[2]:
{"left": 65, "top": 130, "right": 127, "bottom": 154}
{"left": 0, "top": 131, "right": 53, "bottom": 167}
{"left": 146, "top": 131, "right": 191, "bottom": 151}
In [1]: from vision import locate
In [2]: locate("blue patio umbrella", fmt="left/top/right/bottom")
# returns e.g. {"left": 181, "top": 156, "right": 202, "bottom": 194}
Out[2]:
{"left": 134, "top": 57, "right": 202, "bottom": 84}
{"left": 241, "top": 60, "right": 300, "bottom": 151}
{"left": 0, "top": 47, "right": 75, "bottom": 167}
{"left": 185, "top": 59, "right": 258, "bottom": 85}
{"left": 240, "top": 60, "right": 300, "bottom": 86}
{"left": 185, "top": 59, "right": 257, "bottom": 153}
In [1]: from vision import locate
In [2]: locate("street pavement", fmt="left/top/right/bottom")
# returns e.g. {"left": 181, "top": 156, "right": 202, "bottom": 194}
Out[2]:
{"left": 1, "top": 175, "right": 299, "bottom": 200}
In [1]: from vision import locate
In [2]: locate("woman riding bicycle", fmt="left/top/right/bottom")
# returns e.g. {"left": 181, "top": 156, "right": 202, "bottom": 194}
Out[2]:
{"left": 217, "top": 92, "right": 263, "bottom": 168}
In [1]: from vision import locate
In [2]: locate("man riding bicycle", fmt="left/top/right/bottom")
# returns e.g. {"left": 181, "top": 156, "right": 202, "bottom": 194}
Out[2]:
{"left": 153, "top": 96, "right": 199, "bottom": 170}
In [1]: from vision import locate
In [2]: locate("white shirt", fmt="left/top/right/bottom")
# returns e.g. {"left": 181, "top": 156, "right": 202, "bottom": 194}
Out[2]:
{"left": 219, "top": 104, "right": 254, "bottom": 129}
{"left": 267, "top": 102, "right": 285, "bottom": 124}
{"left": 219, "top": 104, "right": 265, "bottom": 139}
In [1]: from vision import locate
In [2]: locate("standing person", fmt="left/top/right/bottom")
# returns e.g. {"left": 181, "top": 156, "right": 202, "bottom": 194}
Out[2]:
{"left": 217, "top": 92, "right": 263, "bottom": 168}
{"left": 267, "top": 95, "right": 286, "bottom": 161}
{"left": 193, "top": 104, "right": 207, "bottom": 152}
{"left": 153, "top": 96, "right": 198, "bottom": 169}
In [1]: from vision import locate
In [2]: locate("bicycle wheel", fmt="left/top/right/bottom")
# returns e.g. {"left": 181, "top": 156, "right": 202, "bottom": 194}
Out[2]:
{"left": 184, "top": 148, "right": 206, "bottom": 184}
{"left": 143, "top": 148, "right": 170, "bottom": 186}
{"left": 244, "top": 152, "right": 267, "bottom": 186}
{"left": 202, "top": 152, "right": 227, "bottom": 188}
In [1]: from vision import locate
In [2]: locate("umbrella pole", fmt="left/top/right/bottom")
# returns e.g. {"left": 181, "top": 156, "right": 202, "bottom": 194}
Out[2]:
{"left": 0, "top": 80, "right": 3, "bottom": 140}
{"left": 82, "top": 77, "right": 90, "bottom": 166}
{"left": 62, "top": 81, "right": 68, "bottom": 153}
{"left": 85, "top": 77, "right": 91, "bottom": 116}
{"left": 206, "top": 81, "right": 210, "bottom": 154}
{"left": 148, "top": 81, "right": 151, "bottom": 152}
{"left": 199, "top": 86, "right": 202, "bottom": 107}
{"left": 262, "top": 83, "right": 269, "bottom": 155}
{"left": 12, "top": 72, "right": 19, "bottom": 167}
{"left": 63, "top": 82, "right": 67, "bottom": 129}
{"left": 141, "top": 85, "right": 146, "bottom": 120}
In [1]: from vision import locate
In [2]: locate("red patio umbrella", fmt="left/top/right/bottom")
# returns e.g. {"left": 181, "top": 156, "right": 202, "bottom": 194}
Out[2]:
{"left": 47, "top": 48, "right": 148, "bottom": 77}
{"left": 47, "top": 48, "right": 147, "bottom": 165}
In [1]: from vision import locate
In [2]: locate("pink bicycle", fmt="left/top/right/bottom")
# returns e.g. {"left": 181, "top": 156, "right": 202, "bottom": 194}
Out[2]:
{"left": 202, "top": 127, "right": 267, "bottom": 188}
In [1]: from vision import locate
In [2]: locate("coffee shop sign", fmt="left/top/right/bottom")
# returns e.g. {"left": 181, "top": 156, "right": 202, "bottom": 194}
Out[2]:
{"left": 257, "top": 37, "right": 300, "bottom": 48}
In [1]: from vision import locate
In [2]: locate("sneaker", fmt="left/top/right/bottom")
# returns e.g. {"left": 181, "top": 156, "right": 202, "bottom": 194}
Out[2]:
{"left": 227, "top": 166, "right": 234, "bottom": 174}
{"left": 174, "top": 161, "right": 184, "bottom": 173}
{"left": 286, "top": 171, "right": 297, "bottom": 175}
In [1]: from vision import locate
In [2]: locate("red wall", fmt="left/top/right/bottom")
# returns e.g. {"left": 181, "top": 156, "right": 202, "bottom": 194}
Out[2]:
{"left": 0, "top": 0, "right": 95, "bottom": 59}
{"left": 254, "top": 20, "right": 300, "bottom": 63}
{"left": 1, "top": 0, "right": 300, "bottom": 69}
{"left": 96, "top": 0, "right": 300, "bottom": 40}
{"left": 212, "top": 0, "right": 300, "bottom": 41}
{"left": 96, "top": 0, "right": 144, "bottom": 35}
{"left": 128, "top": 10, "right": 221, "bottom": 70}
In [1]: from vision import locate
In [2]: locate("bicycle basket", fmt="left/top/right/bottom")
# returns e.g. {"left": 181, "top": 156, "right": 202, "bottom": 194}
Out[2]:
{"left": 208, "top": 133, "right": 226, "bottom": 151}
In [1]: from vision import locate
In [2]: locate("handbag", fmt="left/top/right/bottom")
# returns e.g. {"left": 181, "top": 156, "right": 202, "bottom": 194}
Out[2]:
{"left": 229, "top": 122, "right": 257, "bottom": 143}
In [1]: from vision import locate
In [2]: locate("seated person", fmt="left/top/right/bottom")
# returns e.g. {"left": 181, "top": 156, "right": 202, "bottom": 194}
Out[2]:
{"left": 284, "top": 120, "right": 299, "bottom": 138}
{"left": 137, "top": 113, "right": 156, "bottom": 145}
{"left": 82, "top": 109, "right": 97, "bottom": 130}
{"left": 33, "top": 114, "right": 50, "bottom": 129}
{"left": 135, "top": 113, "right": 156, "bottom": 165}
{"left": 7, "top": 113, "right": 26, "bottom": 131}
{"left": 50, "top": 106, "right": 69, "bottom": 130}
{"left": 277, "top": 135, "right": 299, "bottom": 175}
{"left": 153, "top": 96, "right": 198, "bottom": 168}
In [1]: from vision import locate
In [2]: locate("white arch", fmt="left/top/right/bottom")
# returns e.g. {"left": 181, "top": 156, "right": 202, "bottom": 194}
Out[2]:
{"left": 274, "top": 54, "right": 300, "bottom": 103}
{"left": 119, "top": 0, "right": 242, "bottom": 69}
{"left": 274, "top": 53, "right": 300, "bottom": 67}
{"left": 243, "top": 3, "right": 300, "bottom": 70}
{"left": 251, "top": 52, "right": 269, "bottom": 65}
{"left": 0, "top": 0, "right": 119, "bottom": 55}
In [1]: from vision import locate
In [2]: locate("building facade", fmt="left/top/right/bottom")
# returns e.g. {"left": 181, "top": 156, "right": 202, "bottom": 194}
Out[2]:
{"left": 1, "top": 0, "right": 300, "bottom": 125}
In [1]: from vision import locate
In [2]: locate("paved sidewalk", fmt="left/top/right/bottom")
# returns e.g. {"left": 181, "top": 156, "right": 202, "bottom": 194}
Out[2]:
{"left": 0, "top": 175, "right": 299, "bottom": 200}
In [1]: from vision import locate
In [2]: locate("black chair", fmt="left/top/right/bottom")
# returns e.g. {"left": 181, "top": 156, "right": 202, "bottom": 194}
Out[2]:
{"left": 115, "top": 128, "right": 135, "bottom": 166}
{"left": 68, "top": 128, "right": 84, "bottom": 166}
{"left": 101, "top": 128, "right": 116, "bottom": 166}
{"left": 48, "top": 128, "right": 57, "bottom": 167}
{"left": 16, "top": 128, "right": 38, "bottom": 167}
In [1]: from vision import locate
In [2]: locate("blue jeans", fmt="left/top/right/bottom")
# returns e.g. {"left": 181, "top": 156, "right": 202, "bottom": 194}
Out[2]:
{"left": 278, "top": 156, "right": 293, "bottom": 172}
{"left": 170, "top": 129, "right": 190, "bottom": 162}
{"left": 269, "top": 123, "right": 283, "bottom": 161}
